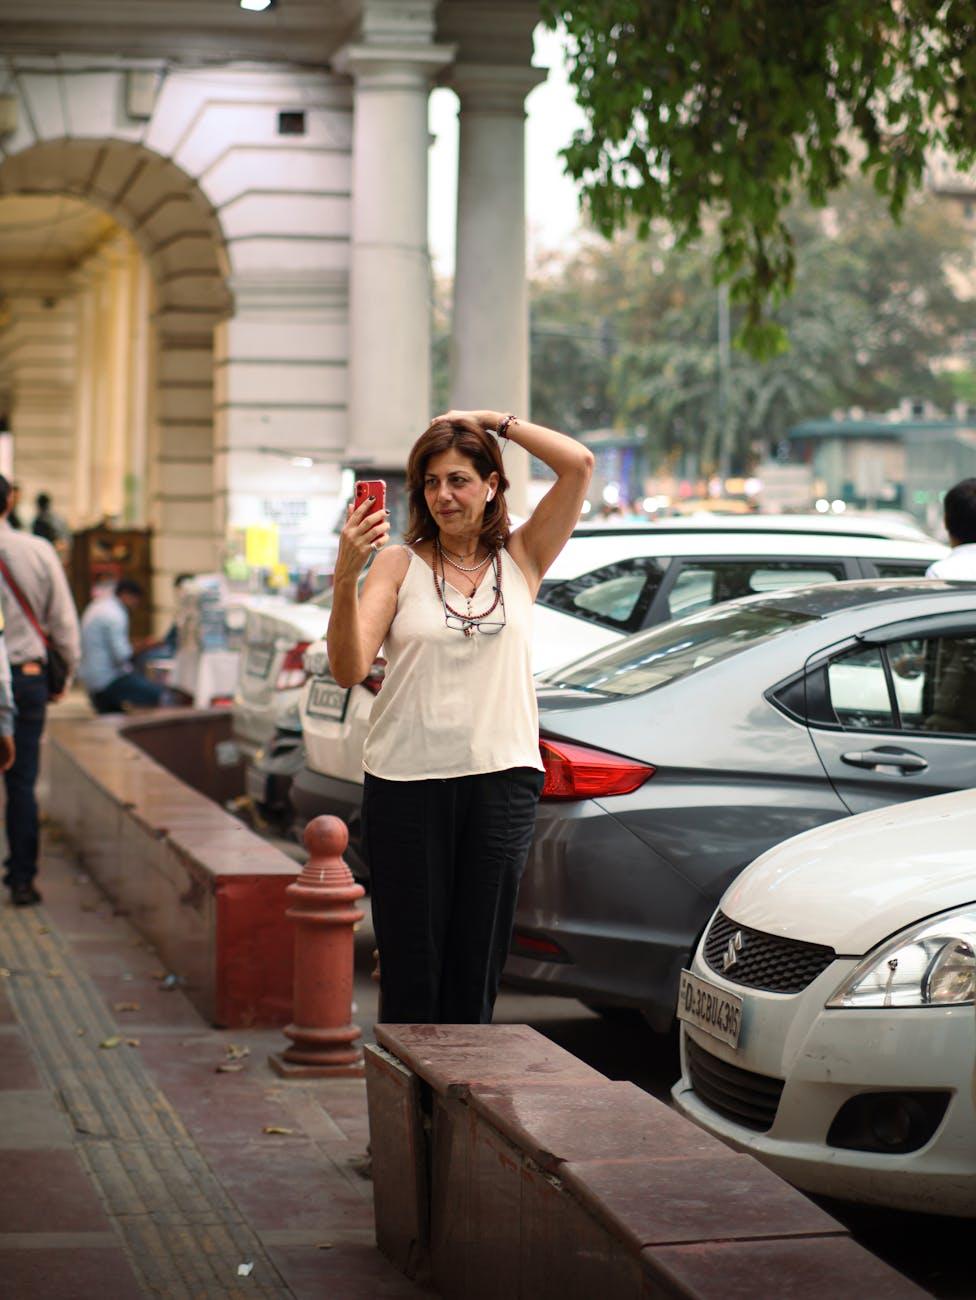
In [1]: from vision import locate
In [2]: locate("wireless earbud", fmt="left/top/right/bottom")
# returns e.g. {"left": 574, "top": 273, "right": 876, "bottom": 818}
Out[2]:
{"left": 486, "top": 488, "right": 495, "bottom": 502}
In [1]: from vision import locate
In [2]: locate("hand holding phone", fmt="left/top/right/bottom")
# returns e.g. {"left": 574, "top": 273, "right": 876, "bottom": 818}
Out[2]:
{"left": 354, "top": 479, "right": 386, "bottom": 516}
{"left": 337, "top": 479, "right": 390, "bottom": 578}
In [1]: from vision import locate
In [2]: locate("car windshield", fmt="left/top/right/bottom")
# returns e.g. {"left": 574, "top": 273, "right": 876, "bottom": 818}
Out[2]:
{"left": 543, "top": 603, "right": 818, "bottom": 697}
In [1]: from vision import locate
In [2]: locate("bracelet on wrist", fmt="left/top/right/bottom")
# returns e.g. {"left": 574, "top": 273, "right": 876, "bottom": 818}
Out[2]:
{"left": 496, "top": 413, "right": 518, "bottom": 439}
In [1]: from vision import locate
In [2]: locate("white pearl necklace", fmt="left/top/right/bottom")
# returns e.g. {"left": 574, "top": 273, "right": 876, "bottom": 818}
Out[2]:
{"left": 438, "top": 541, "right": 490, "bottom": 573}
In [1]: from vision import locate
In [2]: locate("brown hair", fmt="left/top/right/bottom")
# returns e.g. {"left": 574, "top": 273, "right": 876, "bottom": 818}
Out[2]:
{"left": 404, "top": 416, "right": 511, "bottom": 550}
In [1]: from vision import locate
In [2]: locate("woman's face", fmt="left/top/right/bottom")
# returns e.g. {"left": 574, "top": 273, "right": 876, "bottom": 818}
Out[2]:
{"left": 422, "top": 449, "right": 498, "bottom": 540}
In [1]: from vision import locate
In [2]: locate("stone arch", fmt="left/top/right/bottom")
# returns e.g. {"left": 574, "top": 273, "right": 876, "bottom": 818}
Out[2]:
{"left": 0, "top": 135, "right": 233, "bottom": 608}
{"left": 0, "top": 137, "right": 231, "bottom": 317}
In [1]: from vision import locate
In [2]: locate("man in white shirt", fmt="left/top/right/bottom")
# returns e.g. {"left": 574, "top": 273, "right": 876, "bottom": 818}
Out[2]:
{"left": 79, "top": 578, "right": 164, "bottom": 713}
{"left": 926, "top": 478, "right": 976, "bottom": 579}
{"left": 0, "top": 623, "right": 14, "bottom": 771}
{"left": 0, "top": 475, "right": 81, "bottom": 906}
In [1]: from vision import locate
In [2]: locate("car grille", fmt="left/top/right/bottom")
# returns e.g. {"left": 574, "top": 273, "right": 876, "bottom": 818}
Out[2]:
{"left": 685, "top": 1036, "right": 784, "bottom": 1133}
{"left": 703, "top": 911, "right": 835, "bottom": 994}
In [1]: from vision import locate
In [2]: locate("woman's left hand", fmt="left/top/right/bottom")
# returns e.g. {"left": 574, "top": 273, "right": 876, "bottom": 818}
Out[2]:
{"left": 433, "top": 409, "right": 502, "bottom": 433}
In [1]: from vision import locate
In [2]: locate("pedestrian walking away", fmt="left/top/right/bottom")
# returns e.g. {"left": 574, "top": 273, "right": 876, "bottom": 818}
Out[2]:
{"left": 79, "top": 578, "right": 165, "bottom": 714}
{"left": 7, "top": 482, "right": 23, "bottom": 531}
{"left": 0, "top": 475, "right": 81, "bottom": 907}
{"left": 0, "top": 616, "right": 15, "bottom": 778}
{"left": 328, "top": 410, "right": 593, "bottom": 1024}
{"left": 31, "top": 491, "right": 71, "bottom": 549}
{"left": 926, "top": 477, "right": 976, "bottom": 579}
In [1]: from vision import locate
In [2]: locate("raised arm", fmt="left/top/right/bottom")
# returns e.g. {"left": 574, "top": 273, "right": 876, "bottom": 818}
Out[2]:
{"left": 326, "top": 496, "right": 403, "bottom": 688}
{"left": 444, "top": 410, "right": 593, "bottom": 596}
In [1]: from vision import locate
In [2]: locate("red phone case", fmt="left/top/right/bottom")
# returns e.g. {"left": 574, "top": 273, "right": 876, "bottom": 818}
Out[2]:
{"left": 354, "top": 479, "right": 386, "bottom": 514}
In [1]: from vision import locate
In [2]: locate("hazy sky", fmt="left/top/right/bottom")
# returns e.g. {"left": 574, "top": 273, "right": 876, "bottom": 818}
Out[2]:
{"left": 428, "top": 25, "right": 588, "bottom": 274}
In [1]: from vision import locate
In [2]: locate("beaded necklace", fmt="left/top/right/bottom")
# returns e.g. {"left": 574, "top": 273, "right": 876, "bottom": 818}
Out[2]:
{"left": 433, "top": 540, "right": 503, "bottom": 636}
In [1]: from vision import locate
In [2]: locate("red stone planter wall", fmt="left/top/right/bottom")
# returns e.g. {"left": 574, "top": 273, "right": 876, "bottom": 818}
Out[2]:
{"left": 366, "top": 1024, "right": 928, "bottom": 1300}
{"left": 45, "top": 712, "right": 298, "bottom": 1028}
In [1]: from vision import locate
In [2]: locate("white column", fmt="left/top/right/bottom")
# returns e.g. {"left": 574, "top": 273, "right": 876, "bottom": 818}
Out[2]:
{"left": 3, "top": 288, "right": 79, "bottom": 520}
{"left": 335, "top": 41, "right": 454, "bottom": 469}
{"left": 212, "top": 273, "right": 348, "bottom": 571}
{"left": 72, "top": 275, "right": 97, "bottom": 524}
{"left": 448, "top": 65, "right": 546, "bottom": 515}
{"left": 151, "top": 310, "right": 220, "bottom": 609}
{"left": 125, "top": 256, "right": 153, "bottom": 525}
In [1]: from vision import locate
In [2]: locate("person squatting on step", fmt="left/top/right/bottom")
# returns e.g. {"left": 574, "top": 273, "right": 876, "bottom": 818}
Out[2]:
{"left": 327, "top": 410, "right": 593, "bottom": 1024}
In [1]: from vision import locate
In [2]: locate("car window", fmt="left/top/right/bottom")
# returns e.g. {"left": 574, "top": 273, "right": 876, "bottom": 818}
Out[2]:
{"left": 545, "top": 603, "right": 817, "bottom": 697}
{"left": 825, "top": 645, "right": 895, "bottom": 729}
{"left": 888, "top": 635, "right": 976, "bottom": 736}
{"left": 666, "top": 560, "right": 846, "bottom": 619}
{"left": 538, "top": 557, "right": 671, "bottom": 633}
{"left": 871, "top": 561, "right": 934, "bottom": 578}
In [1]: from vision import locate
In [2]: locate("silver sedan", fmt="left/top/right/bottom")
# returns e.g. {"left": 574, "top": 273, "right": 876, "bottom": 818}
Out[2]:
{"left": 505, "top": 579, "right": 976, "bottom": 1029}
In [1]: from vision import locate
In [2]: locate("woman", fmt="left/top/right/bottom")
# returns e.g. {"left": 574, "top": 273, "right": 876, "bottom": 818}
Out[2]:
{"left": 328, "top": 409, "right": 593, "bottom": 1024}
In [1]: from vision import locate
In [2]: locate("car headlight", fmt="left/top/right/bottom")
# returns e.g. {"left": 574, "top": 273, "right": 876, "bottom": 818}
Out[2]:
{"left": 826, "top": 906, "right": 976, "bottom": 1009}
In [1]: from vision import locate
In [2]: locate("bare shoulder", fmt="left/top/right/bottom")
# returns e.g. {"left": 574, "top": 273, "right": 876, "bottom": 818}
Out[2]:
{"left": 364, "top": 543, "right": 412, "bottom": 590}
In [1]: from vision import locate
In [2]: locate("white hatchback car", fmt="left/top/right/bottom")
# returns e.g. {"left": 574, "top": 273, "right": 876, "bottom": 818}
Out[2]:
{"left": 672, "top": 787, "right": 976, "bottom": 1217}
{"left": 291, "top": 517, "right": 946, "bottom": 860}
{"left": 231, "top": 594, "right": 331, "bottom": 760}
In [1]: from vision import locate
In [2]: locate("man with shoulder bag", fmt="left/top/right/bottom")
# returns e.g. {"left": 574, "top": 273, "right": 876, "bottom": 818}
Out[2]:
{"left": 0, "top": 475, "right": 81, "bottom": 906}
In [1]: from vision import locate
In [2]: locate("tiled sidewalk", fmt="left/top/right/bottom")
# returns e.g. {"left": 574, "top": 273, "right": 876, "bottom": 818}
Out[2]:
{"left": 0, "top": 828, "right": 431, "bottom": 1299}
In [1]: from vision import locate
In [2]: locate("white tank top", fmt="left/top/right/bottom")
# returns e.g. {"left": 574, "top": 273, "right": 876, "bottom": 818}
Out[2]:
{"left": 362, "top": 547, "right": 544, "bottom": 781}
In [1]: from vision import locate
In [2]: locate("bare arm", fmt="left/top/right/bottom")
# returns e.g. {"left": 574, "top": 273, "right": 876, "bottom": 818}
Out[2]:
{"left": 326, "top": 496, "right": 402, "bottom": 688}
{"left": 442, "top": 410, "right": 593, "bottom": 596}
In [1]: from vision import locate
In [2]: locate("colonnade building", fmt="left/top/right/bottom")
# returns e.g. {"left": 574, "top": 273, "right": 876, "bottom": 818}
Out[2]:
{"left": 0, "top": 0, "right": 546, "bottom": 616}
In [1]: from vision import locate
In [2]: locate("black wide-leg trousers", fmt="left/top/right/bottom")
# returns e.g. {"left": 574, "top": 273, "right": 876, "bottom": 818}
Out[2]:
{"left": 362, "top": 767, "right": 544, "bottom": 1025}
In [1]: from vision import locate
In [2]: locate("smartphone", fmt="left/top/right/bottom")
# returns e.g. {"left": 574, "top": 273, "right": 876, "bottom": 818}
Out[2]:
{"left": 354, "top": 479, "right": 387, "bottom": 516}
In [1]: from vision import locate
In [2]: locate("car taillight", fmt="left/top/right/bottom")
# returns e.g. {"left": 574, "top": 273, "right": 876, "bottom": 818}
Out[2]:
{"left": 361, "top": 658, "right": 386, "bottom": 696}
{"left": 510, "top": 929, "right": 571, "bottom": 963}
{"left": 275, "top": 641, "right": 311, "bottom": 691}
{"left": 539, "top": 737, "right": 655, "bottom": 800}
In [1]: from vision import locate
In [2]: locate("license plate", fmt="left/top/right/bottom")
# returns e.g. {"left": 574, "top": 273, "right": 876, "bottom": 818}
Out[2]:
{"left": 245, "top": 644, "right": 274, "bottom": 678}
{"left": 677, "top": 970, "right": 743, "bottom": 1049}
{"left": 306, "top": 679, "right": 350, "bottom": 722}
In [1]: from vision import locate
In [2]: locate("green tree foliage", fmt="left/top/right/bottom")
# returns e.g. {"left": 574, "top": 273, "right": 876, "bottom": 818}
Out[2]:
{"left": 529, "top": 183, "right": 974, "bottom": 471}
{"left": 544, "top": 0, "right": 976, "bottom": 354}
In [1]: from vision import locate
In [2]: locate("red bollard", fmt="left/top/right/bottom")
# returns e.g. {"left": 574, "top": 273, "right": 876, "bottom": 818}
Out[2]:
{"left": 269, "top": 816, "right": 366, "bottom": 1078}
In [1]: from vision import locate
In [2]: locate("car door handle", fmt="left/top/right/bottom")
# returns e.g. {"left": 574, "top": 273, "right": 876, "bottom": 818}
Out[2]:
{"left": 841, "top": 747, "right": 929, "bottom": 773}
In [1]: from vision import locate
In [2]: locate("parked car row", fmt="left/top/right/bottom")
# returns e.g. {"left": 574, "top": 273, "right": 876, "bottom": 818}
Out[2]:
{"left": 230, "top": 514, "right": 975, "bottom": 1214}
{"left": 288, "top": 516, "right": 947, "bottom": 865}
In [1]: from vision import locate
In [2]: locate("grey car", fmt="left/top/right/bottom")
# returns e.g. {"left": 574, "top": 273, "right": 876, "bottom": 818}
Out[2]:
{"left": 505, "top": 579, "right": 976, "bottom": 1029}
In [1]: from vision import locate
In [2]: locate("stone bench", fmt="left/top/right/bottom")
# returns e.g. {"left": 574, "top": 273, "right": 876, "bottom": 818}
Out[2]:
{"left": 45, "top": 711, "right": 297, "bottom": 1028}
{"left": 366, "top": 1024, "right": 928, "bottom": 1300}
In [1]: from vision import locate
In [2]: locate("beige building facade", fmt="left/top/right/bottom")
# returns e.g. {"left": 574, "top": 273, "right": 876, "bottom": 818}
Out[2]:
{"left": 0, "top": 0, "right": 544, "bottom": 618}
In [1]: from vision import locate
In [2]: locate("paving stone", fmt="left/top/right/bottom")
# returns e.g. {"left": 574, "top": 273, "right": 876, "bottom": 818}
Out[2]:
{"left": 0, "top": 1151, "right": 113, "bottom": 1232}
{"left": 561, "top": 1152, "right": 845, "bottom": 1251}
{"left": 0, "top": 1033, "right": 44, "bottom": 1090}
{"left": 468, "top": 1080, "right": 732, "bottom": 1173}
{"left": 194, "top": 1136, "right": 374, "bottom": 1232}
{"left": 266, "top": 1242, "right": 435, "bottom": 1298}
{"left": 376, "top": 1022, "right": 606, "bottom": 1096}
{"left": 365, "top": 1045, "right": 429, "bottom": 1279}
{"left": 0, "top": 1246, "right": 144, "bottom": 1300}
{"left": 646, "top": 1235, "right": 931, "bottom": 1299}
{"left": 0, "top": 1091, "right": 74, "bottom": 1148}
